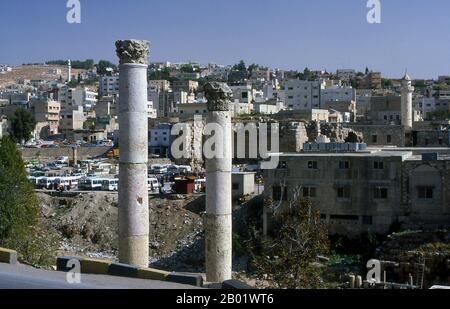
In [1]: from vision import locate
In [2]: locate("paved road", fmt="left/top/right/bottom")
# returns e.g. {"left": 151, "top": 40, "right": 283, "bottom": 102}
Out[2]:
{"left": 0, "top": 264, "right": 200, "bottom": 289}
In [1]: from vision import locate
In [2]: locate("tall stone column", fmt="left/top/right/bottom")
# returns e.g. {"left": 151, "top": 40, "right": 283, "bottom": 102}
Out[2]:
{"left": 204, "top": 82, "right": 233, "bottom": 282}
{"left": 116, "top": 40, "right": 150, "bottom": 268}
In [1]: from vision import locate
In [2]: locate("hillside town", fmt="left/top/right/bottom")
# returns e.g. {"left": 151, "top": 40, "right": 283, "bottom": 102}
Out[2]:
{"left": 1, "top": 55, "right": 450, "bottom": 290}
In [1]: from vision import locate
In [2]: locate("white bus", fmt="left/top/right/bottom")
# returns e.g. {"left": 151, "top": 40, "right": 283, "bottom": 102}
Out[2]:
{"left": 28, "top": 176, "right": 45, "bottom": 187}
{"left": 54, "top": 177, "right": 79, "bottom": 190}
{"left": 148, "top": 177, "right": 161, "bottom": 192}
{"left": 150, "top": 164, "right": 168, "bottom": 174}
{"left": 37, "top": 177, "right": 59, "bottom": 189}
{"left": 102, "top": 179, "right": 119, "bottom": 191}
{"left": 79, "top": 177, "right": 107, "bottom": 190}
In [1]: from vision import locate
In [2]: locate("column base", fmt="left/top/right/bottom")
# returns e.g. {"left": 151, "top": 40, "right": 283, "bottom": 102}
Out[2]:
{"left": 119, "top": 235, "right": 149, "bottom": 268}
{"left": 205, "top": 213, "right": 232, "bottom": 282}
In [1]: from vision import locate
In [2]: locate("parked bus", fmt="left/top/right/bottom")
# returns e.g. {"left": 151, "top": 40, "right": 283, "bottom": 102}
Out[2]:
{"left": 37, "top": 177, "right": 59, "bottom": 189}
{"left": 150, "top": 164, "right": 168, "bottom": 174}
{"left": 148, "top": 177, "right": 161, "bottom": 192}
{"left": 79, "top": 177, "right": 107, "bottom": 190}
{"left": 102, "top": 179, "right": 119, "bottom": 191}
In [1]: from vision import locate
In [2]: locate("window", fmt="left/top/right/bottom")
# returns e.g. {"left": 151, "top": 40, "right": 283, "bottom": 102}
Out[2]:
{"left": 372, "top": 135, "right": 378, "bottom": 143}
{"left": 337, "top": 187, "right": 351, "bottom": 199}
{"left": 417, "top": 186, "right": 433, "bottom": 199}
{"left": 232, "top": 183, "right": 239, "bottom": 190}
{"left": 307, "top": 161, "right": 318, "bottom": 169}
{"left": 374, "top": 187, "right": 388, "bottom": 199}
{"left": 303, "top": 187, "right": 316, "bottom": 198}
{"left": 339, "top": 161, "right": 350, "bottom": 169}
{"left": 362, "top": 216, "right": 373, "bottom": 225}
{"left": 373, "top": 161, "right": 384, "bottom": 170}
{"left": 386, "top": 135, "right": 392, "bottom": 143}
{"left": 273, "top": 186, "right": 288, "bottom": 201}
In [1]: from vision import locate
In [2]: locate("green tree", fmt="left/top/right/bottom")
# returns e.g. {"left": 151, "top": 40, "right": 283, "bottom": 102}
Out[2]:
{"left": 249, "top": 193, "right": 330, "bottom": 289}
{"left": 233, "top": 60, "right": 247, "bottom": 72}
{"left": 97, "top": 60, "right": 117, "bottom": 75}
{"left": 426, "top": 109, "right": 450, "bottom": 121}
{"left": 382, "top": 78, "right": 393, "bottom": 89}
{"left": 434, "top": 83, "right": 449, "bottom": 91}
{"left": 9, "top": 108, "right": 36, "bottom": 143}
{"left": 0, "top": 137, "right": 58, "bottom": 266}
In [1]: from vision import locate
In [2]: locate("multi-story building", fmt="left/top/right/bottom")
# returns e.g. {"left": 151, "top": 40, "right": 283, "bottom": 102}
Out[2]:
{"left": 356, "top": 72, "right": 382, "bottom": 90}
{"left": 149, "top": 80, "right": 171, "bottom": 92}
{"left": 263, "top": 147, "right": 450, "bottom": 236}
{"left": 59, "top": 106, "right": 85, "bottom": 135}
{"left": 285, "top": 79, "right": 325, "bottom": 110}
{"left": 58, "top": 86, "right": 97, "bottom": 113}
{"left": 369, "top": 95, "right": 402, "bottom": 124}
{"left": 31, "top": 99, "right": 60, "bottom": 136}
{"left": 336, "top": 69, "right": 356, "bottom": 83}
{"left": 149, "top": 123, "right": 172, "bottom": 156}
{"left": 95, "top": 95, "right": 118, "bottom": 118}
{"left": 172, "top": 80, "right": 198, "bottom": 93}
{"left": 320, "top": 86, "right": 356, "bottom": 106}
{"left": 100, "top": 75, "right": 120, "bottom": 97}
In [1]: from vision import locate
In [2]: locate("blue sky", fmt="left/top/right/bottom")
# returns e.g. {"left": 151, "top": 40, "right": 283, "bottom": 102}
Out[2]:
{"left": 0, "top": 0, "right": 449, "bottom": 79}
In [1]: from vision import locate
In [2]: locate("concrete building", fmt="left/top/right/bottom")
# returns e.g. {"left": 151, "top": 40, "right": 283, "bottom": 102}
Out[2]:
{"left": 285, "top": 79, "right": 324, "bottom": 110}
{"left": 232, "top": 172, "right": 256, "bottom": 199}
{"left": 421, "top": 97, "right": 450, "bottom": 119}
{"left": 336, "top": 69, "right": 356, "bottom": 83}
{"left": 58, "top": 86, "right": 97, "bottom": 112}
{"left": 149, "top": 123, "right": 172, "bottom": 156}
{"left": 31, "top": 99, "right": 60, "bottom": 136}
{"left": 229, "top": 85, "right": 255, "bottom": 104}
{"left": 59, "top": 106, "right": 85, "bottom": 134}
{"left": 264, "top": 147, "right": 450, "bottom": 236}
{"left": 100, "top": 75, "right": 120, "bottom": 97}
{"left": 178, "top": 103, "right": 208, "bottom": 119}
{"left": 321, "top": 86, "right": 356, "bottom": 106}
{"left": 253, "top": 101, "right": 284, "bottom": 115}
{"left": 369, "top": 95, "right": 402, "bottom": 124}
{"left": 172, "top": 80, "right": 198, "bottom": 93}
{"left": 71, "top": 87, "right": 98, "bottom": 111}
{"left": 356, "top": 72, "right": 382, "bottom": 90}
{"left": 149, "top": 80, "right": 171, "bottom": 92}
{"left": 95, "top": 95, "right": 118, "bottom": 118}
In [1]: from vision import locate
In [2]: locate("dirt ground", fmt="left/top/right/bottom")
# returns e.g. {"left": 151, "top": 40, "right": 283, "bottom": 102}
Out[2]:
{"left": 37, "top": 191, "right": 205, "bottom": 269}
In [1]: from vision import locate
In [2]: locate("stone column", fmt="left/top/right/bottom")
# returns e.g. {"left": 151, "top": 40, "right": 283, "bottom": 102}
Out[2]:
{"left": 204, "top": 82, "right": 233, "bottom": 282}
{"left": 116, "top": 40, "right": 150, "bottom": 268}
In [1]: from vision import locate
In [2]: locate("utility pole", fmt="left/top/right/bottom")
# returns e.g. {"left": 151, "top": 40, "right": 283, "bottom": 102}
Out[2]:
{"left": 116, "top": 39, "right": 150, "bottom": 268}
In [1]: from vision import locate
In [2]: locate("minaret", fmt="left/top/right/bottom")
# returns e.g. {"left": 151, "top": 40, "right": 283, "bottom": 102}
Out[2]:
{"left": 401, "top": 72, "right": 414, "bottom": 131}
{"left": 67, "top": 59, "right": 72, "bottom": 83}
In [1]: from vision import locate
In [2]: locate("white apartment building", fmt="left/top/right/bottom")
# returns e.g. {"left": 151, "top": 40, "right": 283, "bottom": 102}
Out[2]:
{"left": 100, "top": 75, "right": 120, "bottom": 97}
{"left": 321, "top": 86, "right": 356, "bottom": 106}
{"left": 149, "top": 123, "right": 172, "bottom": 156}
{"left": 285, "top": 80, "right": 324, "bottom": 110}
{"left": 229, "top": 85, "right": 257, "bottom": 104}
{"left": 58, "top": 86, "right": 97, "bottom": 112}
{"left": 421, "top": 97, "right": 450, "bottom": 119}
